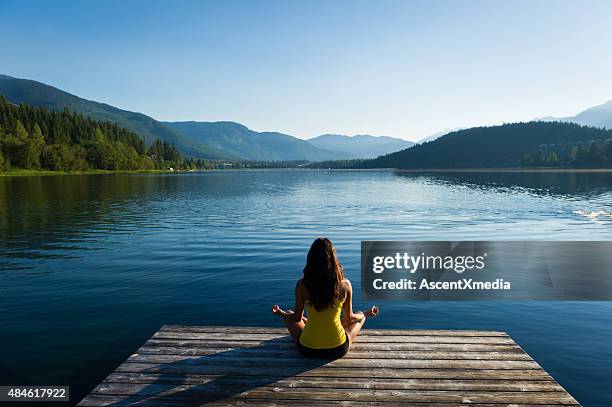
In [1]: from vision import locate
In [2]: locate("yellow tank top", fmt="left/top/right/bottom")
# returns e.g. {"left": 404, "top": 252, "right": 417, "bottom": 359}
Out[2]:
{"left": 299, "top": 300, "right": 346, "bottom": 349}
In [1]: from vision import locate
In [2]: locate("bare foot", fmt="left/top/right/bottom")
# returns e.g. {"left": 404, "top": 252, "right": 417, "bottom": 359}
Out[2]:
{"left": 364, "top": 305, "right": 379, "bottom": 318}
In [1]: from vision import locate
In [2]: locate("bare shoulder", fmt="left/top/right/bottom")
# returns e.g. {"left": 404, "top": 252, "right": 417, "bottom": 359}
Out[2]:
{"left": 342, "top": 278, "right": 353, "bottom": 292}
{"left": 296, "top": 278, "right": 308, "bottom": 295}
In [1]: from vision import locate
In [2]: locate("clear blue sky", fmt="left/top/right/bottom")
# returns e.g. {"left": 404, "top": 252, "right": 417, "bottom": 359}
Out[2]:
{"left": 2, "top": 0, "right": 612, "bottom": 141}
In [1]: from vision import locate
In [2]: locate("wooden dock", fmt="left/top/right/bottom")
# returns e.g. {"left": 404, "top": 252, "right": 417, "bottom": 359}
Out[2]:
{"left": 79, "top": 325, "right": 580, "bottom": 406}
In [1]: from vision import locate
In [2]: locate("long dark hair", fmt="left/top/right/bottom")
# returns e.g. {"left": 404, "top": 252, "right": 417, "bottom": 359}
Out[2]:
{"left": 302, "top": 237, "right": 344, "bottom": 311}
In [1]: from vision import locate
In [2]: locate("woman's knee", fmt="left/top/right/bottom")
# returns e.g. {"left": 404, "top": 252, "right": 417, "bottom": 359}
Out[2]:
{"left": 343, "top": 315, "right": 365, "bottom": 329}
{"left": 346, "top": 317, "right": 365, "bottom": 338}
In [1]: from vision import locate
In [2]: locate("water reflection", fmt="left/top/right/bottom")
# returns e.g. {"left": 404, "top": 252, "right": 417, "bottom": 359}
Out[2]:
{"left": 0, "top": 175, "right": 166, "bottom": 266}
{"left": 2, "top": 170, "right": 612, "bottom": 270}
{"left": 396, "top": 170, "right": 612, "bottom": 197}
{"left": 1, "top": 170, "right": 612, "bottom": 405}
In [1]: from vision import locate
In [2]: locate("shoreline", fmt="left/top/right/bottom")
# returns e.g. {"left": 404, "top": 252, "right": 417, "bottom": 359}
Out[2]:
{"left": 0, "top": 169, "right": 175, "bottom": 177}
{"left": 392, "top": 167, "right": 612, "bottom": 173}
{"left": 2, "top": 167, "right": 612, "bottom": 177}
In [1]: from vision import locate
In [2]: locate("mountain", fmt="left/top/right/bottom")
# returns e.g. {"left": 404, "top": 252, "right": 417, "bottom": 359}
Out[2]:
{"left": 0, "top": 75, "right": 402, "bottom": 162}
{"left": 0, "top": 96, "right": 190, "bottom": 171}
{"left": 417, "top": 128, "right": 463, "bottom": 144}
{"left": 543, "top": 100, "right": 612, "bottom": 129}
{"left": 164, "top": 121, "right": 344, "bottom": 161}
{"left": 0, "top": 74, "right": 228, "bottom": 159}
{"left": 364, "top": 121, "right": 612, "bottom": 169}
{"left": 306, "top": 134, "right": 413, "bottom": 159}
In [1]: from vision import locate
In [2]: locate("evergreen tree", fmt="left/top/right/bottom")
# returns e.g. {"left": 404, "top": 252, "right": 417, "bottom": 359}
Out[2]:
{"left": 23, "top": 123, "right": 45, "bottom": 168}
{"left": 0, "top": 97, "right": 189, "bottom": 172}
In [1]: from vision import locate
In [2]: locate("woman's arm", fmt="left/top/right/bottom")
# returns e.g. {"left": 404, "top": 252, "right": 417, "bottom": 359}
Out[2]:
{"left": 287, "top": 279, "right": 306, "bottom": 323}
{"left": 342, "top": 279, "right": 365, "bottom": 325}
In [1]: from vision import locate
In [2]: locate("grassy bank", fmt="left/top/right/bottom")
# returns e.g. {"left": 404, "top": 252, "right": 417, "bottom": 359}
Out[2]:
{"left": 0, "top": 169, "right": 175, "bottom": 177}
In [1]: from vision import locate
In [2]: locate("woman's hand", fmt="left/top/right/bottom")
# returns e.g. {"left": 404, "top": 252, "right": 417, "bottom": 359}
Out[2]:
{"left": 349, "top": 306, "right": 379, "bottom": 324}
{"left": 272, "top": 305, "right": 295, "bottom": 320}
{"left": 365, "top": 305, "right": 379, "bottom": 318}
{"left": 272, "top": 305, "right": 284, "bottom": 316}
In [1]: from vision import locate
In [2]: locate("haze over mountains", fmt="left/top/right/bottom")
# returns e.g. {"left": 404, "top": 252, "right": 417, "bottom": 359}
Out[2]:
{"left": 540, "top": 100, "right": 612, "bottom": 130}
{"left": 164, "top": 121, "right": 343, "bottom": 161}
{"left": 3, "top": 74, "right": 612, "bottom": 168}
{"left": 308, "top": 134, "right": 413, "bottom": 159}
{"left": 0, "top": 75, "right": 410, "bottom": 161}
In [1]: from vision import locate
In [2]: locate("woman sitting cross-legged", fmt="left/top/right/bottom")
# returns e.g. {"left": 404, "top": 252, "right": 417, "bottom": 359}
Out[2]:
{"left": 272, "top": 237, "right": 379, "bottom": 358}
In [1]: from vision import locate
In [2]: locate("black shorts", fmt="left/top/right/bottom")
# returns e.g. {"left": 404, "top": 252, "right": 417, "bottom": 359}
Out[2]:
{"left": 296, "top": 332, "right": 349, "bottom": 359}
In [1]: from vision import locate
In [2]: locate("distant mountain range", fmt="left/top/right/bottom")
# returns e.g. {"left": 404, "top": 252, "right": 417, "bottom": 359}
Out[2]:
{"left": 540, "top": 99, "right": 612, "bottom": 129}
{"left": 0, "top": 74, "right": 411, "bottom": 161}
{"left": 164, "top": 121, "right": 342, "bottom": 161}
{"left": 6, "top": 73, "right": 611, "bottom": 167}
{"left": 307, "top": 134, "right": 413, "bottom": 159}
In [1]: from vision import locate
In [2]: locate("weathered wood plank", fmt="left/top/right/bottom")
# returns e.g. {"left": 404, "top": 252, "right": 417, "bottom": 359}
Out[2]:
{"left": 145, "top": 338, "right": 522, "bottom": 351}
{"left": 114, "top": 363, "right": 554, "bottom": 380}
{"left": 126, "top": 353, "right": 541, "bottom": 369}
{"left": 86, "top": 383, "right": 579, "bottom": 404}
{"left": 79, "top": 394, "right": 579, "bottom": 407}
{"left": 103, "top": 372, "right": 564, "bottom": 392}
{"left": 78, "top": 326, "right": 580, "bottom": 406}
{"left": 153, "top": 332, "right": 517, "bottom": 344}
{"left": 136, "top": 345, "right": 533, "bottom": 360}
{"left": 160, "top": 325, "right": 508, "bottom": 337}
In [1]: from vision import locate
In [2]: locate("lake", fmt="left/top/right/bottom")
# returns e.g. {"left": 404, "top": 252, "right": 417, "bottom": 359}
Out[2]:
{"left": 1, "top": 169, "right": 611, "bottom": 406}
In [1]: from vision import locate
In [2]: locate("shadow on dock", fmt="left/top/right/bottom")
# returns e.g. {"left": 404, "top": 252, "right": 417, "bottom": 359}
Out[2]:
{"left": 103, "top": 336, "right": 328, "bottom": 406}
{"left": 81, "top": 326, "right": 581, "bottom": 406}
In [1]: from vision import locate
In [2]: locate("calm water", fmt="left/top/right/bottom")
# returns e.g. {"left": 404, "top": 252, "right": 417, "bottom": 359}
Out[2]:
{"left": 1, "top": 170, "right": 612, "bottom": 406}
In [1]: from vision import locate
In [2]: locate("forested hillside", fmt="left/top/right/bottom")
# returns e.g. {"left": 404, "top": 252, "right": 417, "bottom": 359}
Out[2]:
{"left": 0, "top": 75, "right": 227, "bottom": 159}
{"left": 364, "top": 121, "right": 612, "bottom": 169}
{"left": 0, "top": 96, "right": 184, "bottom": 171}
{"left": 164, "top": 121, "right": 343, "bottom": 161}
{"left": 522, "top": 138, "right": 612, "bottom": 167}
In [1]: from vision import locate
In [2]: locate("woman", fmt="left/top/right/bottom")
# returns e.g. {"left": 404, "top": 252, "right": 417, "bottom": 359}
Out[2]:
{"left": 272, "top": 237, "right": 379, "bottom": 358}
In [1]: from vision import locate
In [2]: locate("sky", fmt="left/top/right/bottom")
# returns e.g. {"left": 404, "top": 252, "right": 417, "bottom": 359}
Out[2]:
{"left": 2, "top": 0, "right": 612, "bottom": 141}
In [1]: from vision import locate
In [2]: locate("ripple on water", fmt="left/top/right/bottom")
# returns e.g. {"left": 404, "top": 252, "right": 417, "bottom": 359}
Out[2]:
{"left": 0, "top": 170, "right": 611, "bottom": 405}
